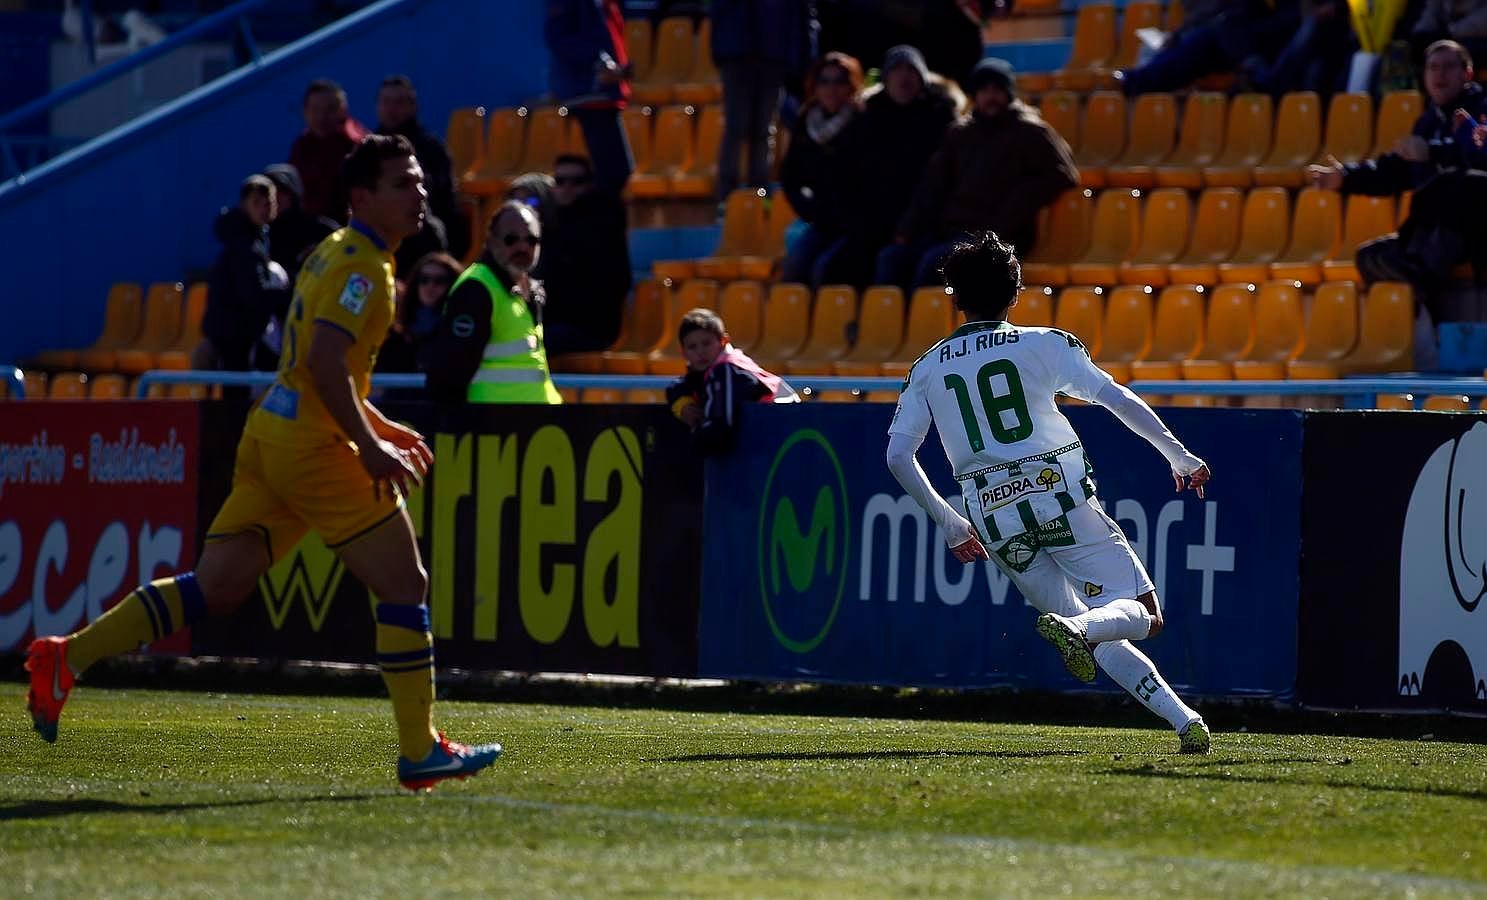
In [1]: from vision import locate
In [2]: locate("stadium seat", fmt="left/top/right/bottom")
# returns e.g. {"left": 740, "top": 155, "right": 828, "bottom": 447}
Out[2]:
{"left": 835, "top": 286, "right": 905, "bottom": 375}
{"left": 1316, "top": 92, "right": 1374, "bottom": 168}
{"left": 1423, "top": 395, "right": 1472, "bottom": 411}
{"left": 739, "top": 195, "right": 796, "bottom": 280}
{"left": 749, "top": 283, "right": 813, "bottom": 372}
{"left": 23, "top": 371, "right": 47, "bottom": 399}
{"left": 1154, "top": 92, "right": 1227, "bottom": 190}
{"left": 882, "top": 287, "right": 956, "bottom": 377}
{"left": 1100, "top": 1, "right": 1163, "bottom": 83}
{"left": 1038, "top": 91, "right": 1081, "bottom": 154}
{"left": 630, "top": 105, "right": 692, "bottom": 199}
{"left": 1285, "top": 280, "right": 1359, "bottom": 378}
{"left": 814, "top": 389, "right": 861, "bottom": 403}
{"left": 624, "top": 19, "right": 654, "bottom": 85}
{"left": 717, "top": 279, "right": 765, "bottom": 353}
{"left": 1021, "top": 189, "right": 1094, "bottom": 287}
{"left": 1106, "top": 93, "right": 1178, "bottom": 188}
{"left": 670, "top": 103, "right": 723, "bottom": 199}
{"left": 633, "top": 16, "right": 696, "bottom": 105}
{"left": 1093, "top": 285, "right": 1153, "bottom": 382}
{"left": 142, "top": 378, "right": 170, "bottom": 399}
{"left": 1322, "top": 195, "right": 1396, "bottom": 283}
{"left": 619, "top": 107, "right": 654, "bottom": 195}
{"left": 646, "top": 279, "right": 719, "bottom": 373}
{"left": 1396, "top": 190, "right": 1412, "bottom": 226}
{"left": 1372, "top": 91, "right": 1422, "bottom": 157}
{"left": 600, "top": 279, "right": 674, "bottom": 373}
{"left": 1268, "top": 188, "right": 1343, "bottom": 285}
{"left": 1217, "top": 188, "right": 1290, "bottom": 283}
{"left": 35, "top": 282, "right": 142, "bottom": 369}
{"left": 1050, "top": 4, "right": 1117, "bottom": 92}
{"left": 445, "top": 107, "right": 485, "bottom": 182}
{"left": 1118, "top": 188, "right": 1190, "bottom": 286}
{"left": 865, "top": 390, "right": 899, "bottom": 403}
{"left": 674, "top": 18, "right": 723, "bottom": 105}
{"left": 1231, "top": 280, "right": 1304, "bottom": 380}
{"left": 517, "top": 107, "right": 567, "bottom": 179}
{"left": 785, "top": 285, "right": 857, "bottom": 374}
{"left": 1373, "top": 393, "right": 1414, "bottom": 410}
{"left": 1073, "top": 92, "right": 1126, "bottom": 189}
{"left": 1253, "top": 92, "right": 1322, "bottom": 188}
{"left": 1167, "top": 188, "right": 1243, "bottom": 285}
{"left": 49, "top": 371, "right": 89, "bottom": 400}
{"left": 692, "top": 189, "right": 769, "bottom": 281}
{"left": 464, "top": 107, "right": 526, "bottom": 196}
{"left": 626, "top": 387, "right": 666, "bottom": 404}
{"left": 1128, "top": 285, "right": 1204, "bottom": 380}
{"left": 583, "top": 388, "right": 625, "bottom": 405}
{"left": 1180, "top": 283, "right": 1256, "bottom": 379}
{"left": 1202, "top": 94, "right": 1273, "bottom": 188}
{"left": 1052, "top": 286, "right": 1104, "bottom": 355}
{"left": 553, "top": 280, "right": 651, "bottom": 373}
{"left": 1012, "top": 286, "right": 1055, "bottom": 328}
{"left": 168, "top": 383, "right": 210, "bottom": 400}
{"left": 152, "top": 281, "right": 206, "bottom": 370}
{"left": 557, "top": 386, "right": 581, "bottom": 404}
{"left": 1067, "top": 189, "right": 1142, "bottom": 285}
{"left": 1335, "top": 281, "right": 1413, "bottom": 374}
{"left": 1165, "top": 0, "right": 1185, "bottom": 29}
{"left": 88, "top": 373, "right": 128, "bottom": 399}
{"left": 115, "top": 282, "right": 185, "bottom": 375}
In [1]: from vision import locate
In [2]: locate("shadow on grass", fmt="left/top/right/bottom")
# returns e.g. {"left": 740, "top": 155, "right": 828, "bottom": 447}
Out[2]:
{"left": 1098, "top": 765, "right": 1487, "bottom": 802}
{"left": 0, "top": 792, "right": 387, "bottom": 822}
{"left": 652, "top": 749, "right": 1087, "bottom": 764}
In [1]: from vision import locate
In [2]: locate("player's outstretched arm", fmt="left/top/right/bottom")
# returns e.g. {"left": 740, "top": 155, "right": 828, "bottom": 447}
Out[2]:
{"left": 1092, "top": 381, "right": 1211, "bottom": 497}
{"left": 364, "top": 401, "right": 434, "bottom": 478}
{"left": 885, "top": 432, "right": 988, "bottom": 563}
{"left": 308, "top": 323, "right": 420, "bottom": 500}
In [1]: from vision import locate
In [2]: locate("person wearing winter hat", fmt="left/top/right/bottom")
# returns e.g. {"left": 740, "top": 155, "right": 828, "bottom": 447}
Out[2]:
{"left": 263, "top": 163, "right": 337, "bottom": 282}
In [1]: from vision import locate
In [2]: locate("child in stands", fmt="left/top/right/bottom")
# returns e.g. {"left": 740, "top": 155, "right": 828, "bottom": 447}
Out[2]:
{"left": 665, "top": 308, "right": 798, "bottom": 455}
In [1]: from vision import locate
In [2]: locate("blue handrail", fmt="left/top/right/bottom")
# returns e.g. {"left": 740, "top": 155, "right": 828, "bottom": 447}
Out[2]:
{"left": 1, "top": 365, "right": 25, "bottom": 399}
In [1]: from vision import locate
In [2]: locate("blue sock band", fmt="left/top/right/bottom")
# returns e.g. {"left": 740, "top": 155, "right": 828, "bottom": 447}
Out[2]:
{"left": 376, "top": 603, "right": 430, "bottom": 632}
{"left": 178, "top": 572, "right": 209, "bottom": 625}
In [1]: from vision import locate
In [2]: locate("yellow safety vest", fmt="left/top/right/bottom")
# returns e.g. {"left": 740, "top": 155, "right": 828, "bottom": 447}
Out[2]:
{"left": 453, "top": 262, "right": 562, "bottom": 405}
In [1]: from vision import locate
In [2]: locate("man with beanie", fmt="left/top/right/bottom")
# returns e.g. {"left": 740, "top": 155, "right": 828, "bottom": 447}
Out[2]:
{"left": 264, "top": 163, "right": 338, "bottom": 283}
{"left": 877, "top": 57, "right": 1077, "bottom": 292}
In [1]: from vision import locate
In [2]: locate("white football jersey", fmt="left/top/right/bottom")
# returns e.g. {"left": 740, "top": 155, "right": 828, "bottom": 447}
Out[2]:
{"left": 888, "top": 319, "right": 1115, "bottom": 542}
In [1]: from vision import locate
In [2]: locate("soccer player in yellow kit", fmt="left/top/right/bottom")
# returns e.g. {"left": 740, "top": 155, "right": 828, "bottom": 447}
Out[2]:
{"left": 25, "top": 134, "right": 502, "bottom": 791}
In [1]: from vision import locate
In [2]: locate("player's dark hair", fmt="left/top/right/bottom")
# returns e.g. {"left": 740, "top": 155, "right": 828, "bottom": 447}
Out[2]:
{"left": 678, "top": 308, "right": 726, "bottom": 343}
{"left": 343, "top": 133, "right": 416, "bottom": 194}
{"left": 303, "top": 78, "right": 345, "bottom": 106}
{"left": 940, "top": 231, "right": 1022, "bottom": 321}
{"left": 239, "top": 174, "right": 274, "bottom": 201}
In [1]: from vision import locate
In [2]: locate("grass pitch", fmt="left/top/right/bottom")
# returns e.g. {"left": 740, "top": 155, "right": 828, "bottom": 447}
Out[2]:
{"left": 3, "top": 683, "right": 1484, "bottom": 898}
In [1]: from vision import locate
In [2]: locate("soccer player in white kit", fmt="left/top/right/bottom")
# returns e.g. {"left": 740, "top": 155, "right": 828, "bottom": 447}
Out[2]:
{"left": 886, "top": 232, "right": 1213, "bottom": 754}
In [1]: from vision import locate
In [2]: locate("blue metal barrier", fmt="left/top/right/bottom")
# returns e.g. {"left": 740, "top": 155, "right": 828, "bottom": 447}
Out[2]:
{"left": 1, "top": 366, "right": 24, "bottom": 399}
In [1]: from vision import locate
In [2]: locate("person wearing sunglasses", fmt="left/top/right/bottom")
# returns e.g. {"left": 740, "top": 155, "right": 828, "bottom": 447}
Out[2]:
{"left": 424, "top": 202, "right": 562, "bottom": 404}
{"left": 542, "top": 154, "right": 632, "bottom": 358}
{"left": 780, "top": 52, "right": 864, "bottom": 289}
{"left": 376, "top": 251, "right": 462, "bottom": 375}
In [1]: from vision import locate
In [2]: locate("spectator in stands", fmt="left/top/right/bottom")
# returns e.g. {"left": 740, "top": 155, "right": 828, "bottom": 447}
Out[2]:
{"left": 1118, "top": 0, "right": 1300, "bottom": 96}
{"left": 1240, "top": 0, "right": 1355, "bottom": 99}
{"left": 198, "top": 175, "right": 291, "bottom": 379}
{"left": 506, "top": 172, "right": 556, "bottom": 231}
{"left": 542, "top": 154, "right": 633, "bottom": 356}
{"left": 816, "top": 0, "right": 989, "bottom": 95}
{"left": 878, "top": 58, "right": 1078, "bottom": 292}
{"left": 780, "top": 52, "right": 864, "bottom": 289}
{"left": 377, "top": 251, "right": 461, "bottom": 374}
{"left": 1411, "top": 0, "right": 1487, "bottom": 73}
{"left": 1308, "top": 40, "right": 1487, "bottom": 321}
{"left": 711, "top": 0, "right": 819, "bottom": 200}
{"left": 262, "top": 163, "right": 337, "bottom": 283}
{"left": 545, "top": 0, "right": 635, "bottom": 194}
{"left": 664, "top": 308, "right": 799, "bottom": 456}
{"left": 424, "top": 202, "right": 562, "bottom": 405}
{"left": 827, "top": 45, "right": 962, "bottom": 288}
{"left": 288, "top": 79, "right": 367, "bottom": 223}
{"left": 393, "top": 201, "right": 450, "bottom": 282}
{"left": 374, "top": 75, "right": 466, "bottom": 259}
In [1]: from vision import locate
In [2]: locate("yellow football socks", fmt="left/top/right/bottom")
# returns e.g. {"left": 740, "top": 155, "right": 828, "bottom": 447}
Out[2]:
{"left": 375, "top": 603, "right": 438, "bottom": 762}
{"left": 66, "top": 573, "right": 208, "bottom": 675}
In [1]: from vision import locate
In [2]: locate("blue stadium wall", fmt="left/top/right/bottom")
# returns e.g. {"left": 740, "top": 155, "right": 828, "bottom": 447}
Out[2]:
{"left": 0, "top": 0, "right": 547, "bottom": 366}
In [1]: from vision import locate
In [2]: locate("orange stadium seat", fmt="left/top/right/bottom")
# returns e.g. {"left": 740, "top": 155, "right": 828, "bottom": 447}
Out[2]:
{"left": 1181, "top": 283, "right": 1256, "bottom": 379}
{"left": 153, "top": 281, "right": 205, "bottom": 370}
{"left": 786, "top": 285, "right": 857, "bottom": 374}
{"left": 1372, "top": 91, "right": 1422, "bottom": 157}
{"left": 1022, "top": 189, "right": 1094, "bottom": 287}
{"left": 1202, "top": 94, "right": 1273, "bottom": 188}
{"left": 1118, "top": 188, "right": 1190, "bottom": 286}
{"left": 1167, "top": 188, "right": 1243, "bottom": 285}
{"left": 624, "top": 19, "right": 654, "bottom": 85}
{"left": 88, "top": 373, "right": 128, "bottom": 399}
{"left": 1106, "top": 93, "right": 1177, "bottom": 188}
{"left": 1322, "top": 195, "right": 1396, "bottom": 283}
{"left": 670, "top": 103, "right": 723, "bottom": 199}
{"left": 619, "top": 107, "right": 654, "bottom": 194}
{"left": 1286, "top": 280, "right": 1360, "bottom": 378}
{"left": 1316, "top": 92, "right": 1374, "bottom": 168}
{"left": 675, "top": 18, "right": 723, "bottom": 105}
{"left": 1154, "top": 92, "right": 1227, "bottom": 190}
{"left": 49, "top": 371, "right": 89, "bottom": 400}
{"left": 629, "top": 105, "right": 692, "bottom": 199}
{"left": 463, "top": 107, "right": 526, "bottom": 196}
{"left": 1217, "top": 188, "right": 1290, "bottom": 283}
{"left": 1093, "top": 285, "right": 1153, "bottom": 382}
{"left": 1253, "top": 92, "right": 1322, "bottom": 188}
{"left": 749, "top": 283, "right": 814, "bottom": 373}
{"left": 552, "top": 279, "right": 653, "bottom": 373}
{"left": 1012, "top": 286, "right": 1055, "bottom": 328}
{"left": 35, "top": 282, "right": 142, "bottom": 370}
{"left": 740, "top": 196, "right": 796, "bottom": 280}
{"left": 600, "top": 279, "right": 673, "bottom": 374}
{"left": 1231, "top": 280, "right": 1304, "bottom": 380}
{"left": 115, "top": 282, "right": 185, "bottom": 375}
{"left": 1050, "top": 4, "right": 1118, "bottom": 92}
{"left": 1039, "top": 91, "right": 1081, "bottom": 154}
{"left": 1053, "top": 286, "right": 1104, "bottom": 355}
{"left": 1067, "top": 188, "right": 1142, "bottom": 285}
{"left": 445, "top": 107, "right": 485, "bottom": 182}
{"left": 583, "top": 388, "right": 625, "bottom": 405}
{"left": 716, "top": 279, "right": 766, "bottom": 353}
{"left": 633, "top": 16, "right": 696, "bottom": 105}
{"left": 1102, "top": 2, "right": 1163, "bottom": 79}
{"left": 1336, "top": 281, "right": 1413, "bottom": 374}
{"left": 1073, "top": 92, "right": 1126, "bottom": 189}
{"left": 1129, "top": 285, "right": 1205, "bottom": 380}
{"left": 692, "top": 189, "right": 769, "bottom": 281}
{"left": 883, "top": 287, "right": 957, "bottom": 377}
{"left": 23, "top": 371, "right": 48, "bottom": 399}
{"left": 646, "top": 279, "right": 719, "bottom": 373}
{"left": 835, "top": 286, "right": 906, "bottom": 375}
{"left": 1423, "top": 395, "right": 1473, "bottom": 411}
{"left": 1269, "top": 188, "right": 1343, "bottom": 285}
{"left": 517, "top": 107, "right": 566, "bottom": 178}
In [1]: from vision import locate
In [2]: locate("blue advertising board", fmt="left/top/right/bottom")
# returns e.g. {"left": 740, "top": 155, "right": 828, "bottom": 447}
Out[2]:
{"left": 699, "top": 404, "right": 1303, "bottom": 697}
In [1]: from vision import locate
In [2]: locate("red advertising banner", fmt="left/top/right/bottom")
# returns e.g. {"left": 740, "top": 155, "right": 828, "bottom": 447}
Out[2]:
{"left": 0, "top": 401, "right": 199, "bottom": 654}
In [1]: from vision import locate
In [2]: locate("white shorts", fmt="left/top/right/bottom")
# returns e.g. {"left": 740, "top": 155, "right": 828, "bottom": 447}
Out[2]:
{"left": 977, "top": 498, "right": 1156, "bottom": 618}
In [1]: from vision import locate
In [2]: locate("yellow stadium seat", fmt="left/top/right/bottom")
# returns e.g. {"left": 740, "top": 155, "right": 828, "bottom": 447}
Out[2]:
{"left": 626, "top": 387, "right": 666, "bottom": 404}
{"left": 601, "top": 280, "right": 674, "bottom": 373}
{"left": 883, "top": 287, "right": 956, "bottom": 377}
{"left": 1039, "top": 91, "right": 1081, "bottom": 154}
{"left": 620, "top": 107, "right": 654, "bottom": 192}
{"left": 630, "top": 105, "right": 692, "bottom": 199}
{"left": 1129, "top": 285, "right": 1204, "bottom": 380}
{"left": 1372, "top": 91, "right": 1422, "bottom": 157}
{"left": 1051, "top": 4, "right": 1118, "bottom": 92}
{"left": 1253, "top": 92, "right": 1322, "bottom": 188}
{"left": 88, "top": 373, "right": 128, "bottom": 399}
{"left": 143, "top": 379, "right": 170, "bottom": 399}
{"left": 518, "top": 107, "right": 567, "bottom": 177}
{"left": 1074, "top": 92, "right": 1126, "bottom": 189}
{"left": 740, "top": 195, "right": 797, "bottom": 280}
{"left": 1106, "top": 93, "right": 1178, "bottom": 188}
{"left": 115, "top": 282, "right": 185, "bottom": 375}
{"left": 647, "top": 279, "right": 719, "bottom": 373}
{"left": 1094, "top": 285, "right": 1153, "bottom": 382}
{"left": 168, "top": 383, "right": 209, "bottom": 400}
{"left": 1217, "top": 188, "right": 1290, "bottom": 283}
{"left": 633, "top": 16, "right": 696, "bottom": 105}
{"left": 835, "top": 286, "right": 906, "bottom": 375}
{"left": 1165, "top": 0, "right": 1185, "bottom": 30}
{"left": 49, "top": 371, "right": 89, "bottom": 400}
{"left": 23, "top": 371, "right": 48, "bottom": 399}
{"left": 1022, "top": 189, "right": 1094, "bottom": 287}
{"left": 624, "top": 19, "right": 654, "bottom": 84}
{"left": 558, "top": 386, "right": 581, "bottom": 404}
{"left": 1105, "top": 2, "right": 1163, "bottom": 74}
{"left": 785, "top": 285, "right": 857, "bottom": 374}
{"left": 1012, "top": 286, "right": 1055, "bottom": 328}
{"left": 749, "top": 283, "right": 814, "bottom": 373}
{"left": 1154, "top": 92, "right": 1227, "bottom": 190}
{"left": 692, "top": 189, "right": 769, "bottom": 281}
{"left": 154, "top": 281, "right": 206, "bottom": 370}
{"left": 1053, "top": 286, "right": 1105, "bottom": 356}
{"left": 1232, "top": 280, "right": 1304, "bottom": 380}
{"left": 1316, "top": 92, "right": 1373, "bottom": 167}
{"left": 1336, "top": 281, "right": 1413, "bottom": 374}
{"left": 1118, "top": 188, "right": 1190, "bottom": 286}
{"left": 1269, "top": 188, "right": 1343, "bottom": 285}
{"left": 1180, "top": 283, "right": 1256, "bottom": 379}
{"left": 865, "top": 390, "right": 899, "bottom": 403}
{"left": 1068, "top": 189, "right": 1142, "bottom": 285}
{"left": 1322, "top": 196, "right": 1396, "bottom": 283}
{"left": 1423, "top": 395, "right": 1472, "bottom": 411}
{"left": 717, "top": 279, "right": 765, "bottom": 353}
{"left": 813, "top": 389, "right": 861, "bottom": 403}
{"left": 1167, "top": 188, "right": 1243, "bottom": 285}
{"left": 1286, "top": 280, "right": 1359, "bottom": 378}
{"left": 554, "top": 280, "right": 657, "bottom": 373}
{"left": 464, "top": 107, "right": 526, "bottom": 196}
{"left": 670, "top": 103, "right": 723, "bottom": 199}
{"left": 1202, "top": 94, "right": 1273, "bottom": 188}
{"left": 446, "top": 107, "right": 485, "bottom": 182}
{"left": 675, "top": 18, "right": 723, "bottom": 105}
{"left": 1373, "top": 393, "right": 1414, "bottom": 410}
{"left": 583, "top": 388, "right": 625, "bottom": 405}
{"left": 36, "top": 282, "right": 142, "bottom": 370}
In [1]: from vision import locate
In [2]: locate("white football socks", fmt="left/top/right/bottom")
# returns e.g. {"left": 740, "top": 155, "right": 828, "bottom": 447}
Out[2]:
{"left": 1092, "top": 640, "right": 1200, "bottom": 732}
{"left": 1075, "top": 598, "right": 1151, "bottom": 643}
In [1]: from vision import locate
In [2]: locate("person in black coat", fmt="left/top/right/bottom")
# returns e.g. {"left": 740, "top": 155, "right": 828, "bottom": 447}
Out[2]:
{"left": 262, "top": 163, "right": 337, "bottom": 283}
{"left": 200, "top": 175, "right": 291, "bottom": 376}
{"left": 542, "top": 154, "right": 633, "bottom": 356}
{"left": 374, "top": 74, "right": 465, "bottom": 259}
{"left": 779, "top": 51, "right": 864, "bottom": 289}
